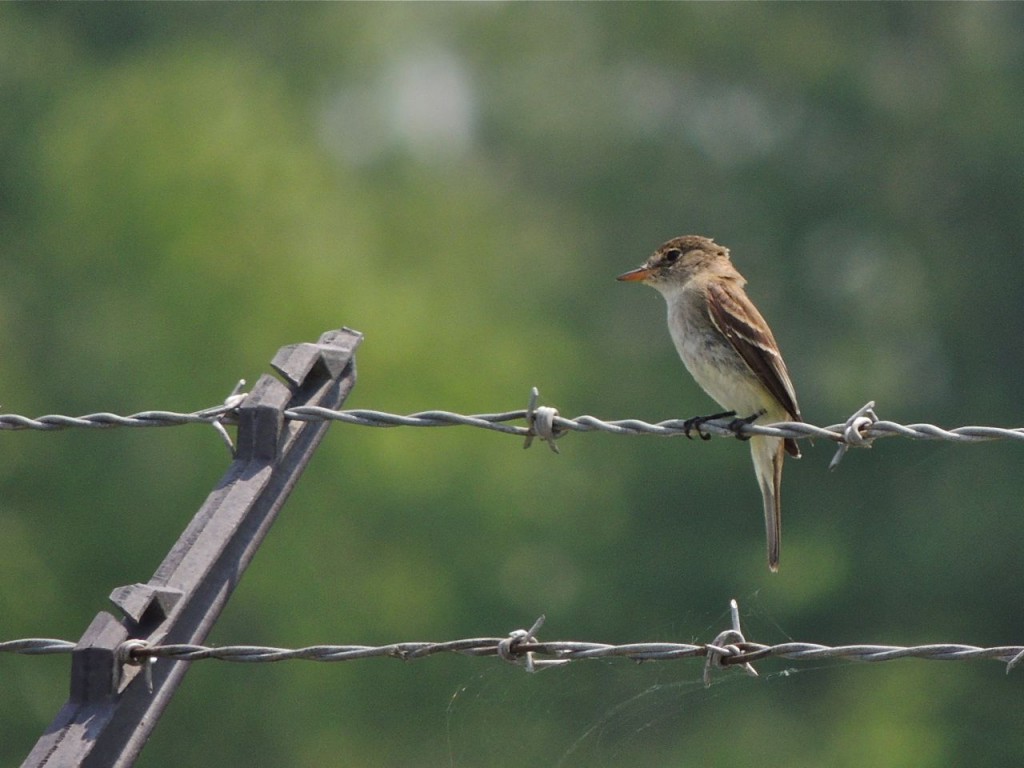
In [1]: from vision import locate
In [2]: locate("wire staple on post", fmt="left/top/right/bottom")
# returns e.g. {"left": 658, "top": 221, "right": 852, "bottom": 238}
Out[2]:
{"left": 115, "top": 639, "right": 155, "bottom": 693}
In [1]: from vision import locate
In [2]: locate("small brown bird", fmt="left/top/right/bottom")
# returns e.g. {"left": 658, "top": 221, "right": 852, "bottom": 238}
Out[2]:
{"left": 617, "top": 235, "right": 802, "bottom": 571}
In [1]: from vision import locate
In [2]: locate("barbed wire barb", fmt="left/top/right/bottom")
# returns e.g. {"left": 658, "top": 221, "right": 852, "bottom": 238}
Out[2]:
{"left": 704, "top": 598, "right": 759, "bottom": 686}
{"left": 828, "top": 400, "right": 878, "bottom": 470}
{"left": 522, "top": 387, "right": 565, "bottom": 453}
{"left": 209, "top": 379, "right": 248, "bottom": 455}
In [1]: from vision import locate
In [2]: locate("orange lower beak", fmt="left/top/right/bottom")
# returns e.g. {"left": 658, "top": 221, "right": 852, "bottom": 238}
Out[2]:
{"left": 616, "top": 266, "right": 654, "bottom": 282}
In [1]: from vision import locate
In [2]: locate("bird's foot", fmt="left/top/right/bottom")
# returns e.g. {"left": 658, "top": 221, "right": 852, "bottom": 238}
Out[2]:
{"left": 727, "top": 409, "right": 767, "bottom": 441}
{"left": 682, "top": 410, "right": 736, "bottom": 441}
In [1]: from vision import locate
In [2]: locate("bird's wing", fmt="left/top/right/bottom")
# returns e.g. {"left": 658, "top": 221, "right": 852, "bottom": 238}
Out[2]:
{"left": 705, "top": 280, "right": 802, "bottom": 423}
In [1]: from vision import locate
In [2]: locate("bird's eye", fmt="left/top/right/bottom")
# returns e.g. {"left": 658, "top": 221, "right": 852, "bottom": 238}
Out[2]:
{"left": 663, "top": 249, "right": 682, "bottom": 264}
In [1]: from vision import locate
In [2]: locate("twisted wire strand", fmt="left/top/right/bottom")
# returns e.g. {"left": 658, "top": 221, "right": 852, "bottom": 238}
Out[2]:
{"left": 0, "top": 404, "right": 238, "bottom": 431}
{"left": 3, "top": 399, "right": 1024, "bottom": 449}
{"left": 0, "top": 638, "right": 76, "bottom": 655}
{"left": 2, "top": 636, "right": 1020, "bottom": 672}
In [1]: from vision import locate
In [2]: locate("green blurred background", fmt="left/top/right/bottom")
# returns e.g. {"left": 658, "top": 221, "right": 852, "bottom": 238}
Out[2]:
{"left": 2, "top": 3, "right": 1023, "bottom": 766}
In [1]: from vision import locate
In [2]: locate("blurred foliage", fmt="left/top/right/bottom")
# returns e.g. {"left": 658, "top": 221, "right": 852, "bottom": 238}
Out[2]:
{"left": 2, "top": 4, "right": 1023, "bottom": 767}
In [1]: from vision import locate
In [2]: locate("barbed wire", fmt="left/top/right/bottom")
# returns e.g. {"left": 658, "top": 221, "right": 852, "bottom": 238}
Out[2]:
{"left": 0, "top": 404, "right": 239, "bottom": 431}
{"left": 3, "top": 387, "right": 1023, "bottom": 467}
{"left": 4, "top": 602, "right": 1022, "bottom": 686}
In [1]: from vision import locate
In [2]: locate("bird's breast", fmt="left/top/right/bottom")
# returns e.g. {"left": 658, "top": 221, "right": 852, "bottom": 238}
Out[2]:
{"left": 665, "top": 292, "right": 781, "bottom": 418}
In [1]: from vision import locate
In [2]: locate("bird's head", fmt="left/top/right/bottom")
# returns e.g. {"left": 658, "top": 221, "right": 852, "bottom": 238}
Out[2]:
{"left": 616, "top": 235, "right": 730, "bottom": 288}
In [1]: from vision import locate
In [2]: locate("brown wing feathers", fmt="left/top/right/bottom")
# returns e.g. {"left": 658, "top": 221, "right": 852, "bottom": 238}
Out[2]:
{"left": 706, "top": 281, "right": 802, "bottom": 457}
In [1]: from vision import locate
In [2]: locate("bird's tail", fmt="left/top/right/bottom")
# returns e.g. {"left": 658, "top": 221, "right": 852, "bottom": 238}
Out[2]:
{"left": 750, "top": 435, "right": 785, "bottom": 572}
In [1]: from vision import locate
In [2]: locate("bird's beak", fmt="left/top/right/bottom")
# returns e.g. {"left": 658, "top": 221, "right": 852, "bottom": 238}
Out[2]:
{"left": 616, "top": 265, "right": 654, "bottom": 282}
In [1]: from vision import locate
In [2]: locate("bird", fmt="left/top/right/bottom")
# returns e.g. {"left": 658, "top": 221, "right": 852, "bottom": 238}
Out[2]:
{"left": 617, "top": 235, "right": 802, "bottom": 571}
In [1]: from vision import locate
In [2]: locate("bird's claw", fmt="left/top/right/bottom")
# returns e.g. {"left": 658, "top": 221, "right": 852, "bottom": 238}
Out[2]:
{"left": 682, "top": 410, "right": 737, "bottom": 441}
{"left": 727, "top": 410, "right": 767, "bottom": 441}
